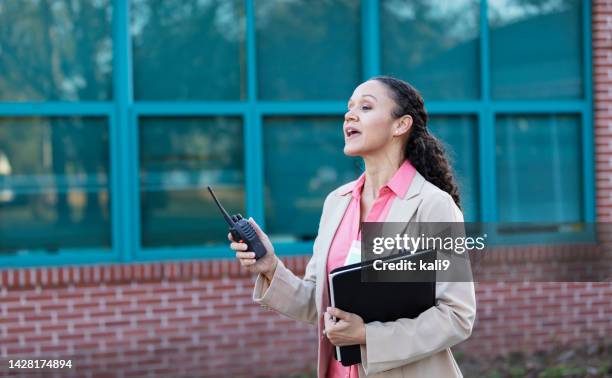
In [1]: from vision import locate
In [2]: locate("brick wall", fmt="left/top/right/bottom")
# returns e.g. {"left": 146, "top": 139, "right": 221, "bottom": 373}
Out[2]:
{"left": 1, "top": 261, "right": 318, "bottom": 377}
{"left": 1, "top": 254, "right": 611, "bottom": 377}
{"left": 1, "top": 1, "right": 611, "bottom": 377}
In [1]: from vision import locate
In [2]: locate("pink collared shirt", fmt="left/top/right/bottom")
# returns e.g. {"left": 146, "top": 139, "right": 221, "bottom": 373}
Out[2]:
{"left": 325, "top": 160, "right": 417, "bottom": 378}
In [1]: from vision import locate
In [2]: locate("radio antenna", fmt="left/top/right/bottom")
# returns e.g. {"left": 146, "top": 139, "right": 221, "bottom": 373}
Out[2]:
{"left": 207, "top": 186, "right": 235, "bottom": 226}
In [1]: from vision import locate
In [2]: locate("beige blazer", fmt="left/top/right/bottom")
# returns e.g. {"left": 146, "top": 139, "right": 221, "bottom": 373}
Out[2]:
{"left": 253, "top": 171, "right": 476, "bottom": 377}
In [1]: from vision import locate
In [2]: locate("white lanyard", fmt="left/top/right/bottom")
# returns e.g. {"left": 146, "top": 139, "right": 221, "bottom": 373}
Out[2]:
{"left": 343, "top": 240, "right": 362, "bottom": 266}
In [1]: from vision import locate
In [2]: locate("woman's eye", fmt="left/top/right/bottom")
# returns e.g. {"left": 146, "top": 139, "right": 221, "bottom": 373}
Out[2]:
{"left": 361, "top": 105, "right": 371, "bottom": 111}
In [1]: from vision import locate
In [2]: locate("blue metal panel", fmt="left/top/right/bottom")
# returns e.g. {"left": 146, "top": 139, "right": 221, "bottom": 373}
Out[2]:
{"left": 135, "top": 246, "right": 234, "bottom": 261}
{"left": 133, "top": 102, "right": 248, "bottom": 116}
{"left": 362, "top": 0, "right": 380, "bottom": 79}
{"left": 0, "top": 251, "right": 118, "bottom": 269}
{"left": 0, "top": 102, "right": 113, "bottom": 115}
{"left": 486, "top": 229, "right": 597, "bottom": 247}
{"left": 257, "top": 101, "right": 347, "bottom": 115}
{"left": 273, "top": 241, "right": 315, "bottom": 256}
{"left": 113, "top": 0, "right": 135, "bottom": 263}
{"left": 479, "top": 0, "right": 495, "bottom": 222}
{"left": 245, "top": 0, "right": 265, "bottom": 227}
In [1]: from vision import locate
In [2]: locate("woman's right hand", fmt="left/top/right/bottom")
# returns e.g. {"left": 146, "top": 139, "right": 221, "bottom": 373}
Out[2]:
{"left": 228, "top": 217, "right": 278, "bottom": 280}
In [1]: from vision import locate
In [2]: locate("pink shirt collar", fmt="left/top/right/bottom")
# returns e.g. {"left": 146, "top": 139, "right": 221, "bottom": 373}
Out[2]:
{"left": 340, "top": 160, "right": 417, "bottom": 199}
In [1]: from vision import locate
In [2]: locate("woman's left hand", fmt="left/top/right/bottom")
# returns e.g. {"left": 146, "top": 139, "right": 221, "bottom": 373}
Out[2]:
{"left": 324, "top": 307, "right": 366, "bottom": 346}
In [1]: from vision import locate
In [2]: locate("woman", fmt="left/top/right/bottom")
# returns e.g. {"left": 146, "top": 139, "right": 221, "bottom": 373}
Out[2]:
{"left": 229, "top": 76, "right": 476, "bottom": 377}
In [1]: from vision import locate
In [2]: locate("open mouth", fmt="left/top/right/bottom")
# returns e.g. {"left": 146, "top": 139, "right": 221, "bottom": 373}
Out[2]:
{"left": 345, "top": 127, "right": 361, "bottom": 138}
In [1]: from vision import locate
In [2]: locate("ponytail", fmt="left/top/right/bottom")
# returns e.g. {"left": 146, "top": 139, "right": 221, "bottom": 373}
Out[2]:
{"left": 372, "top": 76, "right": 462, "bottom": 209}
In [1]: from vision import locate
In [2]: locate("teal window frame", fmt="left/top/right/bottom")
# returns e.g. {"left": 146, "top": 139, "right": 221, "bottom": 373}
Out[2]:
{"left": 0, "top": 0, "right": 595, "bottom": 268}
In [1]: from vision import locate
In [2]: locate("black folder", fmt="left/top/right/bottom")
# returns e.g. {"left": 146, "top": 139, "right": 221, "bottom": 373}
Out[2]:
{"left": 328, "top": 250, "right": 437, "bottom": 366}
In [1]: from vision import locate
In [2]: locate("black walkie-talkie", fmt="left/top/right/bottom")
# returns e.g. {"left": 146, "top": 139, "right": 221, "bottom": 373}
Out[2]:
{"left": 207, "top": 186, "right": 267, "bottom": 260}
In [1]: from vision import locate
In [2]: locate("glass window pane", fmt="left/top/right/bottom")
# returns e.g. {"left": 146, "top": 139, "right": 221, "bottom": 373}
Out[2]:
{"left": 263, "top": 117, "right": 360, "bottom": 240}
{"left": 140, "top": 117, "right": 244, "bottom": 248}
{"left": 131, "top": 0, "right": 246, "bottom": 100}
{"left": 429, "top": 115, "right": 479, "bottom": 221}
{"left": 489, "top": 0, "right": 583, "bottom": 99}
{"left": 380, "top": 0, "right": 480, "bottom": 100}
{"left": 0, "top": 0, "right": 113, "bottom": 101}
{"left": 496, "top": 114, "right": 582, "bottom": 224}
{"left": 256, "top": 0, "right": 361, "bottom": 100}
{"left": 0, "top": 117, "right": 111, "bottom": 253}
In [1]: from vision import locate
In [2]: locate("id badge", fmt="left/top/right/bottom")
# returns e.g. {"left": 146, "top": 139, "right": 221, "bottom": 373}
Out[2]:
{"left": 343, "top": 240, "right": 362, "bottom": 266}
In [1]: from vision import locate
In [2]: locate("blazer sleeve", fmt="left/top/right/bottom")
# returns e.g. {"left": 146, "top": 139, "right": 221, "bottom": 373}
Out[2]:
{"left": 359, "top": 191, "right": 477, "bottom": 375}
{"left": 252, "top": 252, "right": 318, "bottom": 324}
{"left": 251, "top": 190, "right": 335, "bottom": 325}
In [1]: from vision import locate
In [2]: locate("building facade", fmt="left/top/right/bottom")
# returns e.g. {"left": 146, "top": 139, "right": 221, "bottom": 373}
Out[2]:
{"left": 0, "top": 0, "right": 611, "bottom": 376}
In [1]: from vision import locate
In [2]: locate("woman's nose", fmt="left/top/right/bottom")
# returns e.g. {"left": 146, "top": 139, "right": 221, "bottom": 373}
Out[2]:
{"left": 344, "top": 110, "right": 357, "bottom": 122}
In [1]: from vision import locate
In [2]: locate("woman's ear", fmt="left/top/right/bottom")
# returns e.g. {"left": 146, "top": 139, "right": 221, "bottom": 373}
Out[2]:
{"left": 394, "top": 115, "right": 413, "bottom": 136}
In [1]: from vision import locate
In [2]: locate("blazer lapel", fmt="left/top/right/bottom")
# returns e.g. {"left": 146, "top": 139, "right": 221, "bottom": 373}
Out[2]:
{"left": 315, "top": 192, "right": 351, "bottom": 313}
{"left": 385, "top": 171, "right": 426, "bottom": 234}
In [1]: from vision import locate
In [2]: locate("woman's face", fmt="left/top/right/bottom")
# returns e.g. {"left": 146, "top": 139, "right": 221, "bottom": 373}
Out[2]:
{"left": 343, "top": 80, "right": 400, "bottom": 157}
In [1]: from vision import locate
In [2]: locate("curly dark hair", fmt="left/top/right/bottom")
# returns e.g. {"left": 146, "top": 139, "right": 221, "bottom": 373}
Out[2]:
{"left": 372, "top": 76, "right": 462, "bottom": 210}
